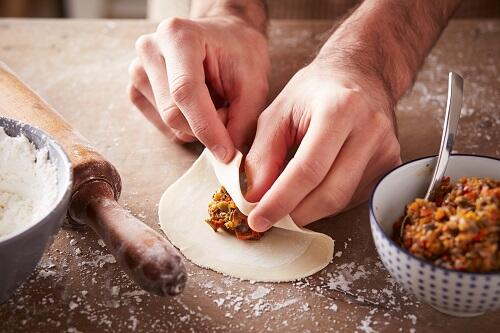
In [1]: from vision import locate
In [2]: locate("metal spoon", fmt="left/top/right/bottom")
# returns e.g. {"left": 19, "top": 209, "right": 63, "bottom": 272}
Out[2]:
{"left": 400, "top": 72, "right": 464, "bottom": 241}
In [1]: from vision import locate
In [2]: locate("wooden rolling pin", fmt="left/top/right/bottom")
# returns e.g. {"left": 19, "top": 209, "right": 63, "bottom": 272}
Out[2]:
{"left": 0, "top": 62, "right": 186, "bottom": 296}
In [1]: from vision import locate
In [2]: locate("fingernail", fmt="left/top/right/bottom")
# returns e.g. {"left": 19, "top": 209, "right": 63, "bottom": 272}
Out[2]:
{"left": 212, "top": 145, "right": 227, "bottom": 161}
{"left": 250, "top": 216, "right": 272, "bottom": 232}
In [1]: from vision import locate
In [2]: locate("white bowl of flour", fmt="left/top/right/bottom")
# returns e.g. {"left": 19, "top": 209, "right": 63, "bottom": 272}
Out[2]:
{"left": 0, "top": 128, "right": 59, "bottom": 237}
{"left": 0, "top": 117, "right": 72, "bottom": 303}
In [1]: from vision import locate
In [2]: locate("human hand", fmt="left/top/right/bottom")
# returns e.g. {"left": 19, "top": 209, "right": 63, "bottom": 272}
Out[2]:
{"left": 245, "top": 60, "right": 402, "bottom": 231}
{"left": 127, "top": 16, "right": 269, "bottom": 161}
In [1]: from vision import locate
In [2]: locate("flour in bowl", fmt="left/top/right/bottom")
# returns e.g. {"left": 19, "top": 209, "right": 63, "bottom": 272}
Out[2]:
{"left": 0, "top": 127, "right": 58, "bottom": 238}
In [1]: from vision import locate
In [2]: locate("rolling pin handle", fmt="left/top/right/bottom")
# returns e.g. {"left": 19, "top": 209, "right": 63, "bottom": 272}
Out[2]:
{"left": 69, "top": 181, "right": 187, "bottom": 296}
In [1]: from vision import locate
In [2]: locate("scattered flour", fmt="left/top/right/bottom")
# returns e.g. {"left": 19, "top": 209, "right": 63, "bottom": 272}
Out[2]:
{"left": 358, "top": 315, "right": 378, "bottom": 333}
{"left": 69, "top": 301, "right": 79, "bottom": 310}
{"left": 326, "top": 303, "right": 338, "bottom": 312}
{"left": 326, "top": 262, "right": 370, "bottom": 291}
{"left": 0, "top": 127, "right": 58, "bottom": 238}
{"left": 250, "top": 286, "right": 271, "bottom": 300}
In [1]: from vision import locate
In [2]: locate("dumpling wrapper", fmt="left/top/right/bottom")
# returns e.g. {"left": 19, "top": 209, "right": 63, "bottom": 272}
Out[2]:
{"left": 159, "top": 149, "right": 334, "bottom": 282}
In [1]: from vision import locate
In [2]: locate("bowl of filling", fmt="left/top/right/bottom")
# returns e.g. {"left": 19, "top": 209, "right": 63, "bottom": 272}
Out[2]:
{"left": 370, "top": 154, "right": 500, "bottom": 317}
{"left": 0, "top": 117, "right": 72, "bottom": 303}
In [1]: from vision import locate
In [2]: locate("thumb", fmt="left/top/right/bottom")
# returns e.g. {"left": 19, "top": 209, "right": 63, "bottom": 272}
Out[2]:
{"left": 244, "top": 107, "right": 290, "bottom": 203}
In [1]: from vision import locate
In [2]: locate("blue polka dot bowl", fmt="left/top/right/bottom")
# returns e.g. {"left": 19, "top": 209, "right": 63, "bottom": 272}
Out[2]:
{"left": 370, "top": 154, "right": 500, "bottom": 317}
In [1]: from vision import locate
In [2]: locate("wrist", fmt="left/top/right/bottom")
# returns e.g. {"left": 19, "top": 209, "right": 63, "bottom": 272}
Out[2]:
{"left": 316, "top": 29, "right": 406, "bottom": 109}
{"left": 311, "top": 54, "right": 395, "bottom": 113}
{"left": 315, "top": 0, "right": 461, "bottom": 105}
{"left": 190, "top": 0, "right": 268, "bottom": 35}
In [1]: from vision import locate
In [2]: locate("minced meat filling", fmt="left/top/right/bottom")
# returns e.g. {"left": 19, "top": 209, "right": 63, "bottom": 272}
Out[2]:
{"left": 394, "top": 177, "right": 500, "bottom": 272}
{"left": 206, "top": 187, "right": 263, "bottom": 240}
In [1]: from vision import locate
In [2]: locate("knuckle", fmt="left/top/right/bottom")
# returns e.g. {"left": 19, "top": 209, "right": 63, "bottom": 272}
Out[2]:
{"left": 294, "top": 158, "right": 328, "bottom": 187}
{"left": 127, "top": 59, "right": 147, "bottom": 86}
{"left": 127, "top": 58, "right": 139, "bottom": 75}
{"left": 245, "top": 151, "right": 260, "bottom": 168}
{"left": 341, "top": 88, "right": 363, "bottom": 109}
{"left": 157, "top": 17, "right": 196, "bottom": 43}
{"left": 190, "top": 120, "right": 211, "bottom": 141}
{"left": 257, "top": 109, "right": 272, "bottom": 125}
{"left": 372, "top": 112, "right": 392, "bottom": 135}
{"left": 257, "top": 102, "right": 279, "bottom": 124}
{"left": 127, "top": 83, "right": 142, "bottom": 105}
{"left": 342, "top": 88, "right": 359, "bottom": 105}
{"left": 330, "top": 88, "right": 367, "bottom": 121}
{"left": 135, "top": 34, "right": 156, "bottom": 53}
{"left": 157, "top": 17, "right": 187, "bottom": 34}
{"left": 375, "top": 135, "right": 401, "bottom": 172}
{"left": 318, "top": 92, "right": 356, "bottom": 121}
{"left": 162, "top": 107, "right": 183, "bottom": 129}
{"left": 175, "top": 131, "right": 196, "bottom": 143}
{"left": 322, "top": 184, "right": 351, "bottom": 213}
{"left": 169, "top": 76, "right": 197, "bottom": 105}
{"left": 318, "top": 106, "right": 342, "bottom": 125}
{"left": 268, "top": 196, "right": 291, "bottom": 217}
{"left": 387, "top": 139, "right": 402, "bottom": 165}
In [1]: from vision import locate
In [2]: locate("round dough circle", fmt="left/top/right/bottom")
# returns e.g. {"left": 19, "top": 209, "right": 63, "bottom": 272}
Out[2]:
{"left": 159, "top": 149, "right": 334, "bottom": 282}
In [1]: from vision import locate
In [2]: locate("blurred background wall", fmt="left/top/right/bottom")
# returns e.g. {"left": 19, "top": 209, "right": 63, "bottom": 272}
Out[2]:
{"left": 0, "top": 0, "right": 147, "bottom": 18}
{"left": 0, "top": 0, "right": 499, "bottom": 19}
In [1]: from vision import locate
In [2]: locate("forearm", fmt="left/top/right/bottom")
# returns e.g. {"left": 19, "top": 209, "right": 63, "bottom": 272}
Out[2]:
{"left": 190, "top": 0, "right": 268, "bottom": 34}
{"left": 318, "top": 0, "right": 461, "bottom": 104}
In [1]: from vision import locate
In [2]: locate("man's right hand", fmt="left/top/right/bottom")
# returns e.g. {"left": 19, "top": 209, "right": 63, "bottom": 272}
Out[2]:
{"left": 127, "top": 16, "right": 269, "bottom": 162}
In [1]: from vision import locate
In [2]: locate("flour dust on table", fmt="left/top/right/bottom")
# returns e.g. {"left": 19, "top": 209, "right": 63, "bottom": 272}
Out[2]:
{"left": 159, "top": 149, "right": 335, "bottom": 282}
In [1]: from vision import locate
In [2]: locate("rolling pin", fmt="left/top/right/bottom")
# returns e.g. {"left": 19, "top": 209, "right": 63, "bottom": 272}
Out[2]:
{"left": 0, "top": 62, "right": 186, "bottom": 296}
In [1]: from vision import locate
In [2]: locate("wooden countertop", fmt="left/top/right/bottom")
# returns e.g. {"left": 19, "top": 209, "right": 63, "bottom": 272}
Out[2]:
{"left": 0, "top": 19, "right": 499, "bottom": 333}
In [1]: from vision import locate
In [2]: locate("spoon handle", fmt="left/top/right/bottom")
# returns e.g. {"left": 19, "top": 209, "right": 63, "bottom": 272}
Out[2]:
{"left": 424, "top": 72, "right": 464, "bottom": 200}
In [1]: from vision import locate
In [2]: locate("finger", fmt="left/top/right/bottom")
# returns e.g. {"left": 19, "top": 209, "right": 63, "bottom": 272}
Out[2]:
{"left": 162, "top": 104, "right": 229, "bottom": 140}
{"left": 127, "top": 83, "right": 171, "bottom": 135}
{"left": 290, "top": 136, "right": 373, "bottom": 226}
{"left": 248, "top": 109, "right": 351, "bottom": 232}
{"left": 344, "top": 177, "right": 380, "bottom": 212}
{"left": 344, "top": 151, "right": 401, "bottom": 211}
{"left": 356, "top": 133, "right": 401, "bottom": 193}
{"left": 128, "top": 57, "right": 156, "bottom": 108}
{"left": 226, "top": 76, "right": 268, "bottom": 151}
{"left": 129, "top": 56, "right": 194, "bottom": 136}
{"left": 157, "top": 19, "right": 234, "bottom": 162}
{"left": 135, "top": 35, "right": 190, "bottom": 135}
{"left": 129, "top": 57, "right": 194, "bottom": 136}
{"left": 127, "top": 84, "right": 189, "bottom": 144}
{"left": 171, "top": 128, "right": 197, "bottom": 143}
{"left": 346, "top": 136, "right": 401, "bottom": 209}
{"left": 127, "top": 81, "right": 196, "bottom": 143}
{"left": 291, "top": 125, "right": 395, "bottom": 226}
{"left": 161, "top": 106, "right": 193, "bottom": 136}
